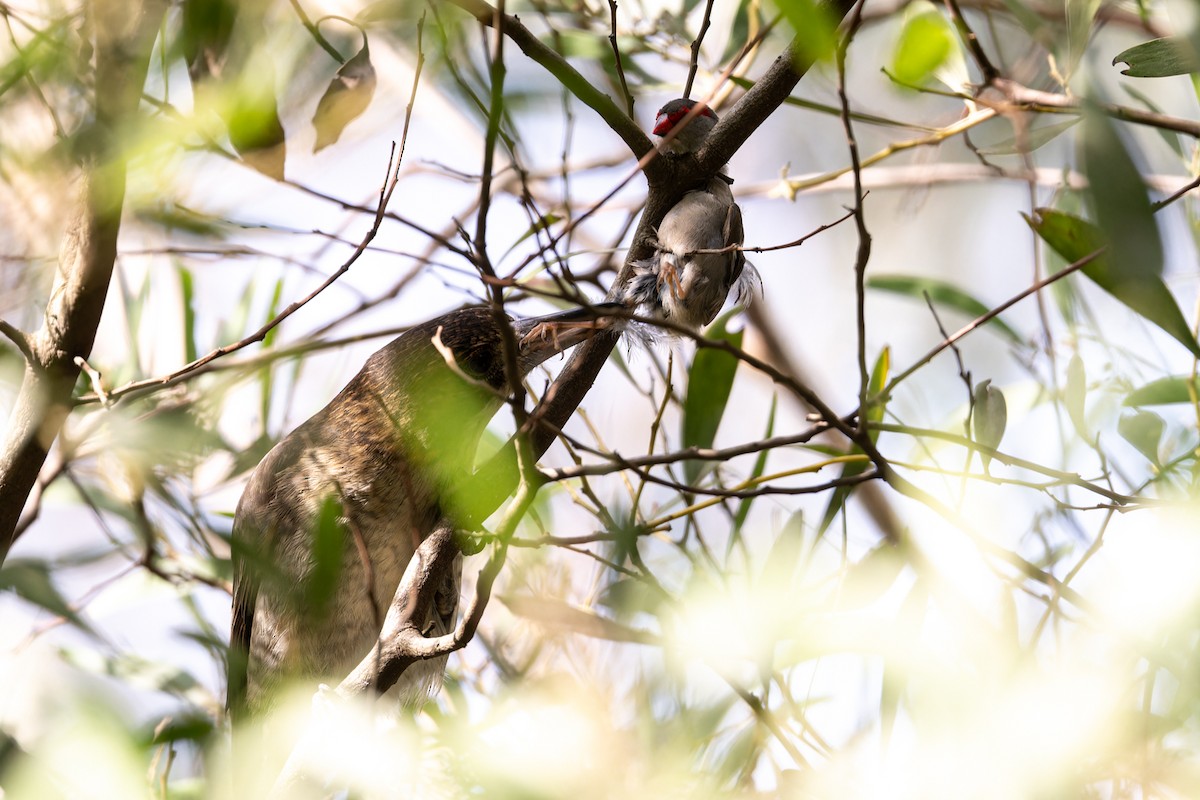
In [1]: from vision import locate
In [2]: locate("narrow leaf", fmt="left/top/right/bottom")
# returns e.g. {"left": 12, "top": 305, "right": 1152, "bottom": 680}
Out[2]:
{"left": 681, "top": 312, "right": 743, "bottom": 484}
{"left": 1065, "top": 354, "right": 1088, "bottom": 439}
{"left": 977, "top": 118, "right": 1080, "bottom": 156}
{"left": 1113, "top": 37, "right": 1200, "bottom": 78}
{"left": 868, "top": 274, "right": 1022, "bottom": 345}
{"left": 1078, "top": 101, "right": 1162, "bottom": 280}
{"left": 1025, "top": 209, "right": 1200, "bottom": 358}
{"left": 1124, "top": 375, "right": 1200, "bottom": 407}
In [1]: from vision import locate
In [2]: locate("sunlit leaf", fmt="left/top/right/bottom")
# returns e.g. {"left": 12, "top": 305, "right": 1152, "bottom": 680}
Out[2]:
{"left": 177, "top": 263, "right": 198, "bottom": 364}
{"left": 868, "top": 274, "right": 1023, "bottom": 345}
{"left": 890, "top": 2, "right": 955, "bottom": 87}
{"left": 681, "top": 311, "right": 743, "bottom": 485}
{"left": 1124, "top": 375, "right": 1200, "bottom": 407}
{"left": 312, "top": 40, "right": 378, "bottom": 153}
{"left": 1065, "top": 354, "right": 1088, "bottom": 439}
{"left": 771, "top": 0, "right": 838, "bottom": 65}
{"left": 1025, "top": 209, "right": 1200, "bottom": 358}
{"left": 1118, "top": 409, "right": 1164, "bottom": 465}
{"left": 1113, "top": 37, "right": 1200, "bottom": 77}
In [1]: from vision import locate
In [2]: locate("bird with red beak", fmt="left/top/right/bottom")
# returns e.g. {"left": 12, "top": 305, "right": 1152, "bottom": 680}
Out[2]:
{"left": 628, "top": 97, "right": 760, "bottom": 331}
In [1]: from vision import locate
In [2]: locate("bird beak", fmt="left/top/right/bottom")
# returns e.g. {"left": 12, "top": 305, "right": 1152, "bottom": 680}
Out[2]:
{"left": 511, "top": 303, "right": 624, "bottom": 367}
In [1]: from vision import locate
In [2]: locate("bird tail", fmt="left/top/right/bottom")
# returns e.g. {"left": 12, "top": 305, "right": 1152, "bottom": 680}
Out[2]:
{"left": 731, "top": 259, "right": 762, "bottom": 308}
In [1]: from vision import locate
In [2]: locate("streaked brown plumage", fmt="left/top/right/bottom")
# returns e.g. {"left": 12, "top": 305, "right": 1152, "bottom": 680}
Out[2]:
{"left": 228, "top": 306, "right": 605, "bottom": 718}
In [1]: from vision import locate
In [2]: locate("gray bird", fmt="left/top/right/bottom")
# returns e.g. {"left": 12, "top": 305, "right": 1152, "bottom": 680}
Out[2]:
{"left": 628, "top": 98, "right": 760, "bottom": 330}
{"left": 228, "top": 306, "right": 608, "bottom": 718}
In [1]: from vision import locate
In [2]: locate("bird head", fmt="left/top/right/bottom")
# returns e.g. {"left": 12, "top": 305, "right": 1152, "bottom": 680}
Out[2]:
{"left": 428, "top": 306, "right": 612, "bottom": 392}
{"left": 652, "top": 97, "right": 718, "bottom": 155}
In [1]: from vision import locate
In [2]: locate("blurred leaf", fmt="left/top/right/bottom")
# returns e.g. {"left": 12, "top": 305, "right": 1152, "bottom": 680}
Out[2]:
{"left": 771, "top": 0, "right": 838, "bottom": 64}
{"left": 1065, "top": 354, "right": 1088, "bottom": 439}
{"left": 1118, "top": 409, "right": 1164, "bottom": 465}
{"left": 1026, "top": 209, "right": 1200, "bottom": 358}
{"left": 598, "top": 576, "right": 667, "bottom": 622}
{"left": 312, "top": 40, "right": 378, "bottom": 153}
{"left": 835, "top": 543, "right": 905, "bottom": 610}
{"left": 1113, "top": 37, "right": 1200, "bottom": 77}
{"left": 500, "top": 214, "right": 562, "bottom": 263}
{"left": 977, "top": 118, "right": 1080, "bottom": 156}
{"left": 759, "top": 511, "right": 805, "bottom": 595}
{"left": 972, "top": 379, "right": 1007, "bottom": 468}
{"left": 258, "top": 277, "right": 284, "bottom": 426}
{"left": 712, "top": 724, "right": 760, "bottom": 785}
{"left": 0, "top": 560, "right": 93, "bottom": 634}
{"left": 681, "top": 312, "right": 743, "bottom": 485}
{"left": 890, "top": 2, "right": 955, "bottom": 87}
{"left": 818, "top": 347, "right": 889, "bottom": 535}
{"left": 868, "top": 274, "right": 1022, "bottom": 344}
{"left": 142, "top": 713, "right": 216, "bottom": 747}
{"left": 1078, "top": 101, "right": 1162, "bottom": 281}
{"left": 732, "top": 395, "right": 776, "bottom": 536}
{"left": 720, "top": 0, "right": 757, "bottom": 63}
{"left": 305, "top": 496, "right": 344, "bottom": 620}
{"left": 1125, "top": 376, "right": 1200, "bottom": 406}
{"left": 179, "top": 0, "right": 238, "bottom": 82}
{"left": 217, "top": 279, "right": 257, "bottom": 345}
{"left": 1064, "top": 0, "right": 1100, "bottom": 74}
{"left": 177, "top": 264, "right": 198, "bottom": 364}
{"left": 499, "top": 594, "right": 658, "bottom": 644}
{"left": 1120, "top": 84, "right": 1186, "bottom": 157}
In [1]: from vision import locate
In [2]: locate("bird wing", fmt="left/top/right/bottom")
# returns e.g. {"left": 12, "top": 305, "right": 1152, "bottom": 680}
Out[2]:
{"left": 226, "top": 434, "right": 302, "bottom": 720}
{"left": 723, "top": 199, "right": 746, "bottom": 286}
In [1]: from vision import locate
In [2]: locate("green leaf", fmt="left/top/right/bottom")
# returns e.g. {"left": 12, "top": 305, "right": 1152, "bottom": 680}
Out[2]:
{"left": 1025, "top": 209, "right": 1200, "bottom": 358}
{"left": 1078, "top": 101, "right": 1162, "bottom": 281}
{"left": 0, "top": 560, "right": 94, "bottom": 634}
{"left": 1124, "top": 375, "right": 1200, "bottom": 406}
{"left": 258, "top": 277, "right": 285, "bottom": 427}
{"left": 1120, "top": 84, "right": 1185, "bottom": 158}
{"left": 306, "top": 496, "right": 345, "bottom": 620}
{"left": 681, "top": 312, "right": 743, "bottom": 485}
{"left": 1065, "top": 354, "right": 1088, "bottom": 439}
{"left": 890, "top": 2, "right": 955, "bottom": 87}
{"left": 732, "top": 395, "right": 776, "bottom": 536}
{"left": 771, "top": 0, "right": 838, "bottom": 64}
{"left": 177, "top": 263, "right": 198, "bottom": 364}
{"left": 1118, "top": 409, "right": 1164, "bottom": 465}
{"left": 817, "top": 348, "right": 889, "bottom": 535}
{"left": 977, "top": 118, "right": 1080, "bottom": 156}
{"left": 1113, "top": 37, "right": 1200, "bottom": 78}
{"left": 867, "top": 274, "right": 1022, "bottom": 345}
{"left": 972, "top": 379, "right": 1007, "bottom": 468}
{"left": 835, "top": 543, "right": 905, "bottom": 610}
{"left": 720, "top": 0, "right": 757, "bottom": 63}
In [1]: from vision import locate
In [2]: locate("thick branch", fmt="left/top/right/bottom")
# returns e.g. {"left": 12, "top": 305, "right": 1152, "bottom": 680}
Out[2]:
{"left": 0, "top": 0, "right": 167, "bottom": 559}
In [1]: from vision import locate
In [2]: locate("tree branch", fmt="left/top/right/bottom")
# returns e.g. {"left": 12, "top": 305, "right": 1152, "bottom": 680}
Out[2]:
{"left": 0, "top": 0, "right": 168, "bottom": 559}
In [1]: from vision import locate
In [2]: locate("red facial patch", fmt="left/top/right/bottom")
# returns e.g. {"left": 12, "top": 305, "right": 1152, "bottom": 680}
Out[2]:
{"left": 653, "top": 103, "right": 711, "bottom": 136}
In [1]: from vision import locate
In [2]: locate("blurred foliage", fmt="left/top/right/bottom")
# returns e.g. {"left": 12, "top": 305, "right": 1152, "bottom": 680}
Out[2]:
{"left": 2, "top": 0, "right": 1200, "bottom": 798}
